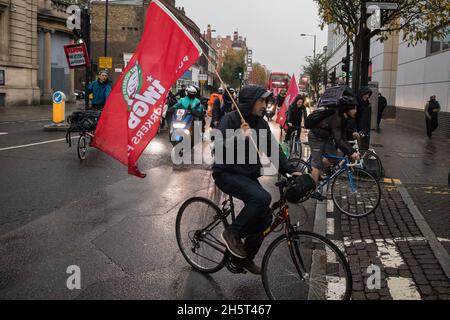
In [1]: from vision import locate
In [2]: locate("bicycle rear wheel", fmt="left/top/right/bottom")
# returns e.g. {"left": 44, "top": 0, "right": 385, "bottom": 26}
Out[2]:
{"left": 331, "top": 167, "right": 381, "bottom": 218}
{"left": 360, "top": 149, "right": 383, "bottom": 181}
{"left": 262, "top": 230, "right": 352, "bottom": 300}
{"left": 77, "top": 134, "right": 87, "bottom": 160}
{"left": 176, "top": 197, "right": 227, "bottom": 273}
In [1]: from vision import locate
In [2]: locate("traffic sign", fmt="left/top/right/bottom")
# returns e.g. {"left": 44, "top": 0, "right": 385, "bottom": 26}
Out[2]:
{"left": 53, "top": 91, "right": 64, "bottom": 104}
{"left": 198, "top": 74, "right": 208, "bottom": 81}
{"left": 99, "top": 56, "right": 112, "bottom": 69}
{"left": 366, "top": 2, "right": 399, "bottom": 10}
{"left": 64, "top": 43, "right": 89, "bottom": 68}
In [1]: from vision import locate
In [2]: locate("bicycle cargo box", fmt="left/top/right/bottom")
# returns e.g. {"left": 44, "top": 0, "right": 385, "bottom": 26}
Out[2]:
{"left": 317, "top": 85, "right": 354, "bottom": 108}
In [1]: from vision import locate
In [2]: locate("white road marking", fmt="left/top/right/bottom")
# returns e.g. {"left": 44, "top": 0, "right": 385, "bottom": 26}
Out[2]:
{"left": 437, "top": 237, "right": 450, "bottom": 243}
{"left": 326, "top": 276, "right": 347, "bottom": 300}
{"left": 326, "top": 199, "right": 334, "bottom": 213}
{"left": 343, "top": 236, "right": 427, "bottom": 245}
{"left": 376, "top": 240, "right": 404, "bottom": 268}
{"left": 326, "top": 218, "right": 335, "bottom": 236}
{"left": 0, "top": 137, "right": 76, "bottom": 151}
{"left": 0, "top": 132, "right": 8, "bottom": 135}
{"left": 387, "top": 277, "right": 421, "bottom": 300}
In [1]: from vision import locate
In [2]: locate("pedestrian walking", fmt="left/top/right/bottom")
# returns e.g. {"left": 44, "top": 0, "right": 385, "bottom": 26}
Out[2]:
{"left": 377, "top": 92, "right": 388, "bottom": 130}
{"left": 357, "top": 87, "right": 372, "bottom": 150}
{"left": 87, "top": 70, "right": 112, "bottom": 110}
{"left": 425, "top": 95, "right": 441, "bottom": 138}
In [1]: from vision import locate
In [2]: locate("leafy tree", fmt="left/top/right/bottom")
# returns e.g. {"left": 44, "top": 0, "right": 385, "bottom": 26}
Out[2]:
{"left": 219, "top": 49, "right": 246, "bottom": 88}
{"left": 248, "top": 63, "right": 268, "bottom": 87}
{"left": 302, "top": 54, "right": 328, "bottom": 101}
{"left": 317, "top": 0, "right": 450, "bottom": 90}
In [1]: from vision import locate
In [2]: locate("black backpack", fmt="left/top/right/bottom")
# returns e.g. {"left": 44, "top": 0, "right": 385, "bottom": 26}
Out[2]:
{"left": 304, "top": 108, "right": 336, "bottom": 129}
{"left": 304, "top": 85, "right": 355, "bottom": 129}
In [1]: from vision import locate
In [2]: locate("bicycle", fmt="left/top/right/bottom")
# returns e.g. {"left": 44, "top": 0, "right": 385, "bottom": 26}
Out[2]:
{"left": 348, "top": 138, "right": 383, "bottom": 181}
{"left": 287, "top": 126, "right": 303, "bottom": 160}
{"left": 175, "top": 174, "right": 352, "bottom": 300}
{"left": 288, "top": 154, "right": 381, "bottom": 218}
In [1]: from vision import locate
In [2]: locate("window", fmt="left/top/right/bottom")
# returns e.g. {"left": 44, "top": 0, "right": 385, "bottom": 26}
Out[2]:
{"left": 428, "top": 27, "right": 450, "bottom": 54}
{"left": 0, "top": 8, "right": 9, "bottom": 60}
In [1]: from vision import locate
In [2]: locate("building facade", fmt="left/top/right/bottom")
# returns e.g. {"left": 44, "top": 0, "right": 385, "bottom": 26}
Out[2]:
{"left": 0, "top": 0, "right": 75, "bottom": 107}
{"left": 326, "top": 24, "right": 450, "bottom": 137}
{"left": 85, "top": 0, "right": 215, "bottom": 93}
{"left": 205, "top": 25, "right": 247, "bottom": 70}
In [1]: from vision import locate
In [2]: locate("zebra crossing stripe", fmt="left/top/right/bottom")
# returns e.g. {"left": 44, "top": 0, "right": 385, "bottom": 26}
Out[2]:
{"left": 387, "top": 277, "right": 421, "bottom": 300}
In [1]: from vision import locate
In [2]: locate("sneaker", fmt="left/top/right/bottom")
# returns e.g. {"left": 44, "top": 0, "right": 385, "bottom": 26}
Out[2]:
{"left": 310, "top": 191, "right": 326, "bottom": 201}
{"left": 241, "top": 259, "right": 261, "bottom": 275}
{"left": 221, "top": 229, "right": 247, "bottom": 259}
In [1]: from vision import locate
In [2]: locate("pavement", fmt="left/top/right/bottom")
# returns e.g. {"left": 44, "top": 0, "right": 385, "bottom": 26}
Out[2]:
{"left": 320, "top": 120, "right": 450, "bottom": 300}
{"left": 0, "top": 106, "right": 449, "bottom": 300}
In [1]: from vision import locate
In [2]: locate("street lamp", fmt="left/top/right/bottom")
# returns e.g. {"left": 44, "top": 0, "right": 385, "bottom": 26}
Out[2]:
{"left": 300, "top": 34, "right": 317, "bottom": 59}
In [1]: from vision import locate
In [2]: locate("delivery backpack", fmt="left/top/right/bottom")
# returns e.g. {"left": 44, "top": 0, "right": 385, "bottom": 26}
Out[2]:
{"left": 65, "top": 110, "right": 102, "bottom": 147}
{"left": 304, "top": 85, "right": 355, "bottom": 129}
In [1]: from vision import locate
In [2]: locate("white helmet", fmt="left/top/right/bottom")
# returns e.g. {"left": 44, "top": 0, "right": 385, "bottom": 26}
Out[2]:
{"left": 218, "top": 87, "right": 225, "bottom": 94}
{"left": 186, "top": 86, "right": 197, "bottom": 94}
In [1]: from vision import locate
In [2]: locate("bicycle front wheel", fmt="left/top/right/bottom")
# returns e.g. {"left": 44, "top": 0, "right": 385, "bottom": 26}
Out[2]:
{"left": 331, "top": 167, "right": 381, "bottom": 218}
{"left": 176, "top": 197, "right": 227, "bottom": 273}
{"left": 262, "top": 231, "right": 352, "bottom": 300}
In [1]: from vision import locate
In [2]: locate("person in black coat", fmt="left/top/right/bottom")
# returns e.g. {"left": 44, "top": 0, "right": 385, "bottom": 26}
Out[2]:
{"left": 212, "top": 85, "right": 301, "bottom": 273}
{"left": 285, "top": 95, "right": 308, "bottom": 142}
{"left": 377, "top": 93, "right": 388, "bottom": 130}
{"left": 357, "top": 87, "right": 372, "bottom": 150}
{"left": 424, "top": 95, "right": 441, "bottom": 138}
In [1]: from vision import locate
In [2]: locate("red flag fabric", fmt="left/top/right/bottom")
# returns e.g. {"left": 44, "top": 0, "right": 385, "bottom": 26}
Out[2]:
{"left": 276, "top": 75, "right": 299, "bottom": 129}
{"left": 92, "top": 0, "right": 202, "bottom": 174}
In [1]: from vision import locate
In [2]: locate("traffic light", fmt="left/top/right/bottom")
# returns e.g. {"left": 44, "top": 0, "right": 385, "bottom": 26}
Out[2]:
{"left": 234, "top": 66, "right": 244, "bottom": 80}
{"left": 329, "top": 70, "right": 336, "bottom": 86}
{"left": 341, "top": 56, "right": 350, "bottom": 73}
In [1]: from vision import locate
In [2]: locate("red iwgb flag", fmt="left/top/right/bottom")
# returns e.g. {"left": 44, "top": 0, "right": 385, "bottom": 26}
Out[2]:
{"left": 92, "top": 0, "right": 202, "bottom": 177}
{"left": 276, "top": 75, "right": 298, "bottom": 129}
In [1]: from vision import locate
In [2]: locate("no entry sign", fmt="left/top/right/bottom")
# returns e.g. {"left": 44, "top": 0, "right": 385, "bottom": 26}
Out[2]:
{"left": 64, "top": 43, "right": 90, "bottom": 69}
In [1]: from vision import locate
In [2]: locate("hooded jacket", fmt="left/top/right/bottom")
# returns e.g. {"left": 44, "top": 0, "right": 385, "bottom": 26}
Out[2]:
{"left": 212, "top": 85, "right": 295, "bottom": 179}
{"left": 286, "top": 95, "right": 308, "bottom": 127}
{"left": 356, "top": 87, "right": 372, "bottom": 135}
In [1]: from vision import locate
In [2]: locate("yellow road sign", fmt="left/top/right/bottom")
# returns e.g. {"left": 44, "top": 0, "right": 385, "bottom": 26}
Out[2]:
{"left": 99, "top": 56, "right": 112, "bottom": 69}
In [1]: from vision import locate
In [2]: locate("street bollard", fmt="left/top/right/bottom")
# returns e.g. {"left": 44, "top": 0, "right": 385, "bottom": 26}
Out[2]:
{"left": 52, "top": 91, "right": 66, "bottom": 124}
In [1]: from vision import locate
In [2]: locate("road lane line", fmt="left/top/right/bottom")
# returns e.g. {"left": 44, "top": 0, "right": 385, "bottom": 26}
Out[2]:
{"left": 0, "top": 132, "right": 8, "bottom": 136}
{"left": 0, "top": 137, "right": 76, "bottom": 151}
{"left": 326, "top": 218, "right": 335, "bottom": 236}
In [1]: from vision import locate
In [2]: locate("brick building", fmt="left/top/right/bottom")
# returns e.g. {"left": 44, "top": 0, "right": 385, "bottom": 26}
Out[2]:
{"left": 0, "top": 0, "right": 75, "bottom": 107}
{"left": 204, "top": 24, "right": 247, "bottom": 70}
{"left": 82, "top": 0, "right": 216, "bottom": 92}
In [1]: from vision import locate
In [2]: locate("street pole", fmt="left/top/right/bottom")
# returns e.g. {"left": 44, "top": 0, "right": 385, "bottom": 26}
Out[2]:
{"left": 104, "top": 0, "right": 108, "bottom": 57}
{"left": 83, "top": 6, "right": 91, "bottom": 110}
{"left": 346, "top": 38, "right": 350, "bottom": 86}
{"left": 314, "top": 35, "right": 316, "bottom": 59}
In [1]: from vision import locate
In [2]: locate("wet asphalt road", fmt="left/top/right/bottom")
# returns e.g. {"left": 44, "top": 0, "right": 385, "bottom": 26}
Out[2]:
{"left": 0, "top": 118, "right": 317, "bottom": 299}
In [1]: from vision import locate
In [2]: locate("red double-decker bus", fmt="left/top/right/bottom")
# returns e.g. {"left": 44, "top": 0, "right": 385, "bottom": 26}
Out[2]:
{"left": 267, "top": 72, "right": 291, "bottom": 95}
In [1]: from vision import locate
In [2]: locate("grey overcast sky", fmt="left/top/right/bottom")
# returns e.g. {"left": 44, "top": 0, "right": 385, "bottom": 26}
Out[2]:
{"left": 176, "top": 0, "right": 328, "bottom": 78}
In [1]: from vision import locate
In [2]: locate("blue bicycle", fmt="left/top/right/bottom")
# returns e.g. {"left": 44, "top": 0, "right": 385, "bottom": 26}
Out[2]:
{"left": 289, "top": 153, "right": 381, "bottom": 218}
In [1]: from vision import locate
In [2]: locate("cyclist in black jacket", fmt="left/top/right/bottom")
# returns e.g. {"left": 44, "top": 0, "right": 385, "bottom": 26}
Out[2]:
{"left": 308, "top": 96, "right": 361, "bottom": 200}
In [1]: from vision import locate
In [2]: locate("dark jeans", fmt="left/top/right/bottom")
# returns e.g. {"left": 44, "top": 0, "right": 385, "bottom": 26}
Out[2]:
{"left": 377, "top": 105, "right": 386, "bottom": 126}
{"left": 213, "top": 172, "right": 272, "bottom": 260}
{"left": 426, "top": 115, "right": 438, "bottom": 137}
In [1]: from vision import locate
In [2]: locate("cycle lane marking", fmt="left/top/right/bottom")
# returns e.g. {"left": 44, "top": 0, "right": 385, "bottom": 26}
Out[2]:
{"left": 0, "top": 137, "right": 77, "bottom": 152}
